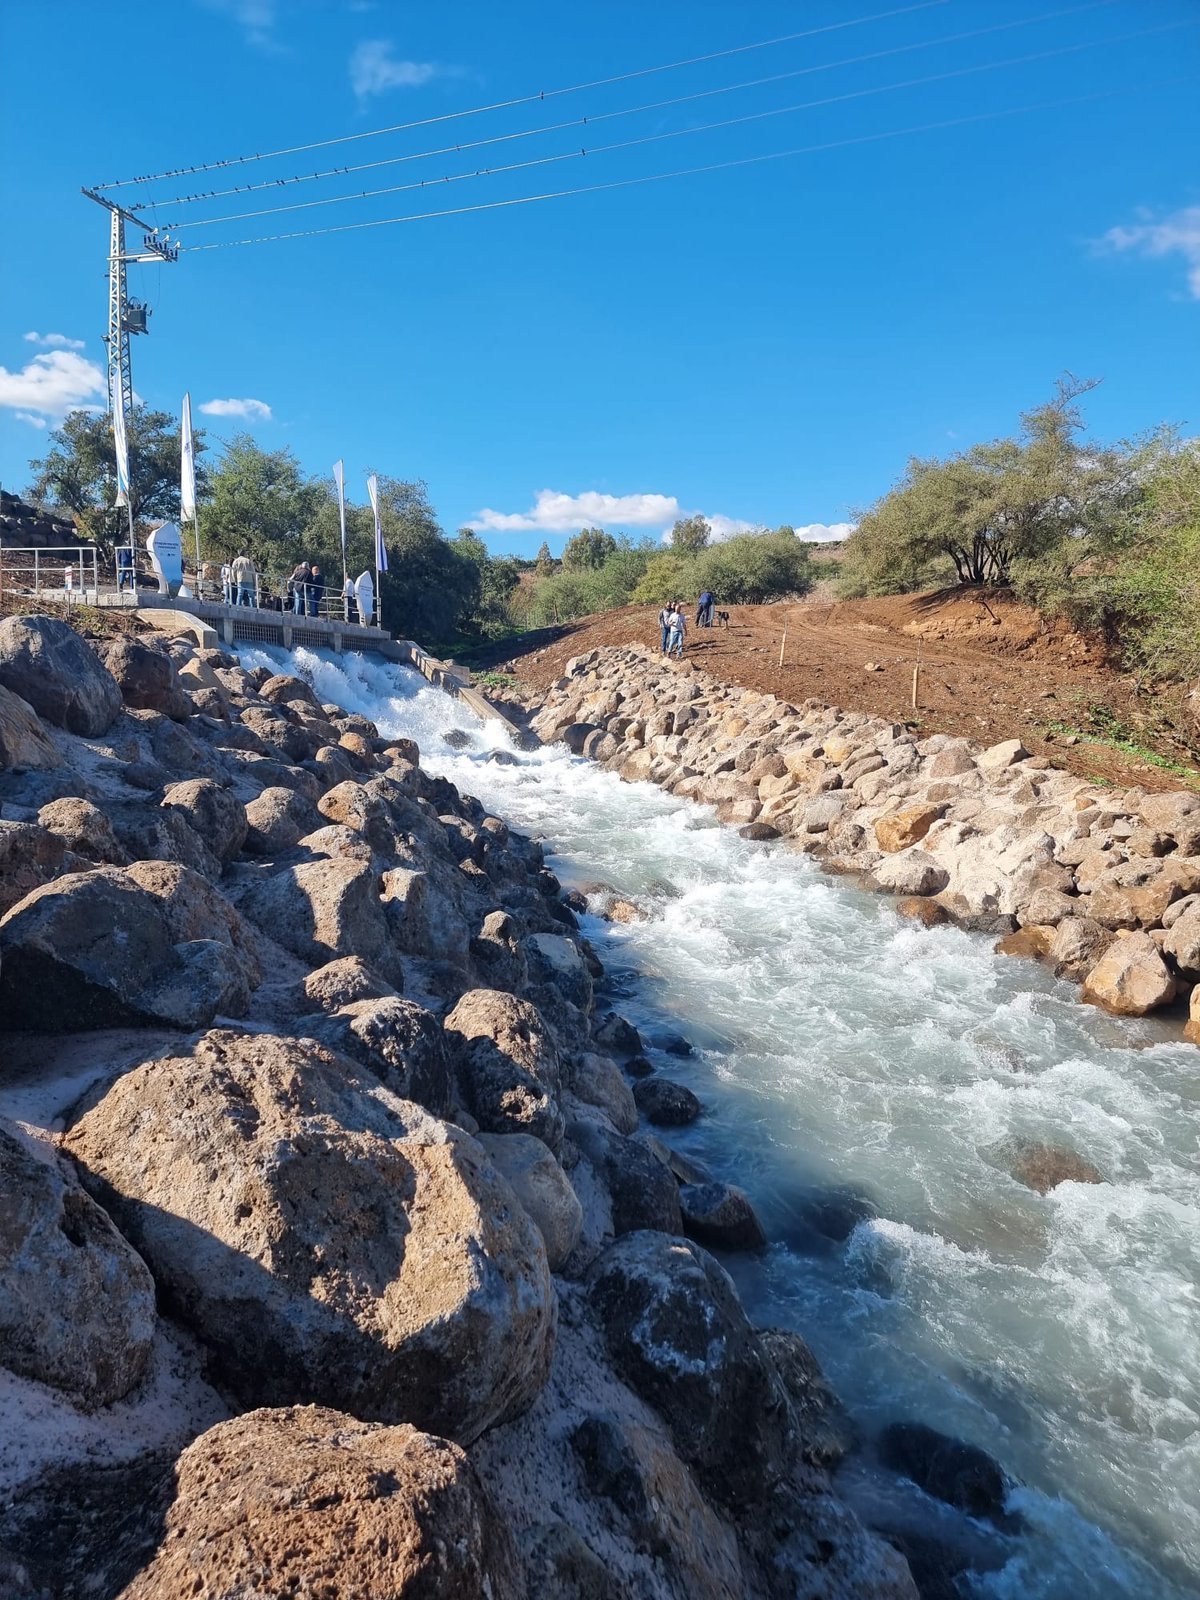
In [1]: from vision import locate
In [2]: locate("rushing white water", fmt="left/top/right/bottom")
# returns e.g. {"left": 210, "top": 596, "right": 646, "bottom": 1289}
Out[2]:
{"left": 242, "top": 644, "right": 1200, "bottom": 1599}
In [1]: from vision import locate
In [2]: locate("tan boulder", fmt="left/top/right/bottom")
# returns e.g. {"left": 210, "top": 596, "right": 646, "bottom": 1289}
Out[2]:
{"left": 1050, "top": 916, "right": 1114, "bottom": 981}
{"left": 1087, "top": 877, "right": 1178, "bottom": 932}
{"left": 236, "top": 856, "right": 392, "bottom": 970}
{"left": 895, "top": 897, "right": 948, "bottom": 927}
{"left": 38, "top": 797, "right": 129, "bottom": 865}
{"left": 161, "top": 778, "right": 248, "bottom": 864}
{"left": 475, "top": 1132, "right": 583, "bottom": 1271}
{"left": 65, "top": 1031, "right": 556, "bottom": 1441}
{"left": 443, "top": 989, "right": 564, "bottom": 1151}
{"left": 0, "top": 1124, "right": 156, "bottom": 1408}
{"left": 995, "top": 926, "right": 1056, "bottom": 960}
{"left": 874, "top": 803, "right": 943, "bottom": 854}
{"left": 0, "top": 683, "right": 63, "bottom": 771}
{"left": 1186, "top": 985, "right": 1200, "bottom": 1046}
{"left": 119, "top": 1406, "right": 521, "bottom": 1600}
{"left": 1082, "top": 933, "right": 1177, "bottom": 1016}
{"left": 1163, "top": 903, "right": 1200, "bottom": 980}
{"left": 0, "top": 821, "right": 67, "bottom": 916}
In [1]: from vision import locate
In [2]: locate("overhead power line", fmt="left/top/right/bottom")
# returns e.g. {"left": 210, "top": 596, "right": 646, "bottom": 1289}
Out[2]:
{"left": 169, "top": 19, "right": 1180, "bottom": 235}
{"left": 183, "top": 76, "right": 1193, "bottom": 253}
{"left": 92, "top": 0, "right": 951, "bottom": 190}
{"left": 141, "top": 0, "right": 1122, "bottom": 213}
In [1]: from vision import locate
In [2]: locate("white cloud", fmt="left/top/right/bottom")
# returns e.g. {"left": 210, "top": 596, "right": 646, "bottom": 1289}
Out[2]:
{"left": 23, "top": 331, "right": 86, "bottom": 351}
{"left": 0, "top": 349, "right": 106, "bottom": 420}
{"left": 350, "top": 40, "right": 439, "bottom": 100}
{"left": 200, "top": 0, "right": 278, "bottom": 50}
{"left": 198, "top": 396, "right": 272, "bottom": 420}
{"left": 470, "top": 489, "right": 683, "bottom": 534}
{"left": 794, "top": 521, "right": 855, "bottom": 542}
{"left": 14, "top": 412, "right": 47, "bottom": 429}
{"left": 1102, "top": 205, "right": 1200, "bottom": 299}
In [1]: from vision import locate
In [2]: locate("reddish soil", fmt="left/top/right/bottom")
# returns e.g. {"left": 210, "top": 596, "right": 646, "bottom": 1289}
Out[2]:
{"left": 487, "top": 590, "right": 1200, "bottom": 795}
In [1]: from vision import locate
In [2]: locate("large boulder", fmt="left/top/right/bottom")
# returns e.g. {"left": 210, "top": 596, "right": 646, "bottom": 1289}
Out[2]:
{"left": 570, "top": 1120, "right": 682, "bottom": 1237}
{"left": 475, "top": 1132, "right": 583, "bottom": 1271}
{"left": 160, "top": 778, "right": 248, "bottom": 865}
{"left": 302, "top": 954, "right": 398, "bottom": 1013}
{"left": 587, "top": 1231, "right": 793, "bottom": 1509}
{"left": 0, "top": 1124, "right": 156, "bottom": 1408}
{"left": 1049, "top": 916, "right": 1113, "bottom": 982}
{"left": 679, "top": 1181, "right": 767, "bottom": 1252}
{"left": 874, "top": 804, "right": 943, "bottom": 854}
{"left": 757, "top": 1326, "right": 858, "bottom": 1469}
{"left": 524, "top": 931, "right": 593, "bottom": 1012}
{"left": 0, "top": 615, "right": 122, "bottom": 736}
{"left": 0, "top": 820, "right": 67, "bottom": 916}
{"left": 242, "top": 784, "right": 313, "bottom": 854}
{"left": 65, "top": 1031, "right": 555, "bottom": 1442}
{"left": 870, "top": 851, "right": 950, "bottom": 898}
{"left": 878, "top": 1421, "right": 1013, "bottom": 1526}
{"left": 570, "top": 1052, "right": 638, "bottom": 1134}
{"left": 443, "top": 989, "right": 564, "bottom": 1151}
{"left": 1081, "top": 932, "right": 1177, "bottom": 1016}
{"left": 0, "top": 867, "right": 254, "bottom": 1031}
{"left": 633, "top": 1076, "right": 702, "bottom": 1127}
{"left": 309, "top": 996, "right": 452, "bottom": 1114}
{"left": 0, "top": 683, "right": 63, "bottom": 771}
{"left": 236, "top": 856, "right": 393, "bottom": 973}
{"left": 1163, "top": 902, "right": 1200, "bottom": 981}
{"left": 100, "top": 636, "right": 190, "bottom": 721}
{"left": 37, "top": 796, "right": 129, "bottom": 865}
{"left": 118, "top": 1407, "right": 522, "bottom": 1600}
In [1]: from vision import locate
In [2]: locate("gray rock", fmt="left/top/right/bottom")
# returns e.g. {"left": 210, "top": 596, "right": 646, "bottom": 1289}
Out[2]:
{"left": 161, "top": 778, "right": 248, "bottom": 865}
{"left": 524, "top": 931, "right": 593, "bottom": 1013}
{"left": 570, "top": 1051, "right": 638, "bottom": 1134}
{"left": 469, "top": 908, "right": 528, "bottom": 992}
{"left": 308, "top": 996, "right": 452, "bottom": 1115}
{"left": 302, "top": 955, "right": 397, "bottom": 1013}
{"left": 65, "top": 1031, "right": 556, "bottom": 1443}
{"left": 475, "top": 1131, "right": 583, "bottom": 1271}
{"left": 0, "top": 1124, "right": 156, "bottom": 1408}
{"left": 679, "top": 1181, "right": 767, "bottom": 1252}
{"left": 236, "top": 856, "right": 393, "bottom": 973}
{"left": 243, "top": 785, "right": 312, "bottom": 854}
{"left": 0, "top": 821, "right": 67, "bottom": 916}
{"left": 878, "top": 1422, "right": 1014, "bottom": 1526}
{"left": 101, "top": 636, "right": 190, "bottom": 721}
{"left": 0, "top": 684, "right": 63, "bottom": 772}
{"left": 570, "top": 1119, "right": 682, "bottom": 1237}
{"left": 443, "top": 988, "right": 564, "bottom": 1151}
{"left": 634, "top": 1076, "right": 702, "bottom": 1127}
{"left": 758, "top": 1326, "right": 859, "bottom": 1469}
{"left": 37, "top": 797, "right": 129, "bottom": 865}
{"left": 592, "top": 1010, "right": 642, "bottom": 1056}
{"left": 0, "top": 616, "right": 122, "bottom": 737}
{"left": 587, "top": 1231, "right": 794, "bottom": 1509}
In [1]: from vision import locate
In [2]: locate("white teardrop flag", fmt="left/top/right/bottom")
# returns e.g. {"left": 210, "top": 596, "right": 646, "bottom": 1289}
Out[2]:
{"left": 367, "top": 473, "right": 388, "bottom": 573}
{"left": 180, "top": 392, "right": 196, "bottom": 522}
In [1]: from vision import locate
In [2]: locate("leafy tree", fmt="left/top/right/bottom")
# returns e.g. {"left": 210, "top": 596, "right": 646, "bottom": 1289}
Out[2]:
{"left": 695, "top": 529, "right": 813, "bottom": 603}
{"left": 372, "top": 478, "right": 480, "bottom": 645}
{"left": 669, "top": 514, "right": 711, "bottom": 554}
{"left": 27, "top": 405, "right": 208, "bottom": 549}
{"left": 562, "top": 526, "right": 617, "bottom": 570}
{"left": 535, "top": 541, "right": 554, "bottom": 576}
{"left": 200, "top": 436, "right": 324, "bottom": 572}
{"left": 454, "top": 528, "right": 521, "bottom": 635}
{"left": 841, "top": 378, "right": 1135, "bottom": 595}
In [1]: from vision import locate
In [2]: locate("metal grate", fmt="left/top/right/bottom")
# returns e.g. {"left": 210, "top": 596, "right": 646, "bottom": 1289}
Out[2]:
{"left": 231, "top": 619, "right": 286, "bottom": 644}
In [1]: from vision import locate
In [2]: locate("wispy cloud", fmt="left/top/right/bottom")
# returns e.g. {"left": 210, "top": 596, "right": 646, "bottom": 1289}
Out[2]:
{"left": 469, "top": 488, "right": 852, "bottom": 542}
{"left": 14, "top": 412, "right": 47, "bottom": 429}
{"left": 199, "top": 396, "right": 272, "bottom": 420}
{"left": 470, "top": 489, "right": 682, "bottom": 534}
{"left": 0, "top": 349, "right": 106, "bottom": 421}
{"left": 23, "top": 331, "right": 86, "bottom": 351}
{"left": 200, "top": 0, "right": 279, "bottom": 51}
{"left": 1102, "top": 204, "right": 1200, "bottom": 299}
{"left": 350, "top": 39, "right": 440, "bottom": 101}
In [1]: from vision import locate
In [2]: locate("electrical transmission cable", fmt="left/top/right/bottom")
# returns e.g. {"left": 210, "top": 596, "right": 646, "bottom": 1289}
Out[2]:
{"left": 169, "top": 19, "right": 1180, "bottom": 234}
{"left": 140, "top": 0, "right": 1121, "bottom": 213}
{"left": 92, "top": 0, "right": 951, "bottom": 190}
{"left": 183, "top": 75, "right": 1191, "bottom": 253}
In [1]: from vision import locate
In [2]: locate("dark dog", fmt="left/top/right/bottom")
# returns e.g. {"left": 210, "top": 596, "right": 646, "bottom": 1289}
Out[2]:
{"left": 715, "top": 609, "right": 730, "bottom": 628}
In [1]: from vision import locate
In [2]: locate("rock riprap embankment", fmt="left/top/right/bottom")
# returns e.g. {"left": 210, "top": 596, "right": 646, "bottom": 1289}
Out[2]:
{"left": 0, "top": 615, "right": 917, "bottom": 1599}
{"left": 529, "top": 645, "right": 1200, "bottom": 1034}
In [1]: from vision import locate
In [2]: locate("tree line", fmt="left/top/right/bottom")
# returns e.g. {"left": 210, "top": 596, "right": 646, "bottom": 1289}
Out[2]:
{"left": 839, "top": 377, "right": 1200, "bottom": 682}
{"left": 25, "top": 409, "right": 522, "bottom": 648}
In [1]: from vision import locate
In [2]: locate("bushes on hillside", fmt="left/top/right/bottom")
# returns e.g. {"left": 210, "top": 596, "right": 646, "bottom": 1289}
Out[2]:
{"left": 632, "top": 529, "right": 814, "bottom": 606}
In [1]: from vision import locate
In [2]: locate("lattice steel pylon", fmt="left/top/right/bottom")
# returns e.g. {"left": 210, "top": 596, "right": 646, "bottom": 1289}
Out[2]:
{"left": 81, "top": 188, "right": 179, "bottom": 424}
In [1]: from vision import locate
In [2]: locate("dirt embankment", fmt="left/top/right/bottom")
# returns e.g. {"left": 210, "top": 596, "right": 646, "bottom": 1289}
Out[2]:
{"left": 491, "top": 590, "right": 1199, "bottom": 795}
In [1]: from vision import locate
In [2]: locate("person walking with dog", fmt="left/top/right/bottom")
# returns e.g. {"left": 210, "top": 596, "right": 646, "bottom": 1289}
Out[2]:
{"left": 658, "top": 601, "right": 674, "bottom": 653}
{"left": 667, "top": 601, "right": 687, "bottom": 658}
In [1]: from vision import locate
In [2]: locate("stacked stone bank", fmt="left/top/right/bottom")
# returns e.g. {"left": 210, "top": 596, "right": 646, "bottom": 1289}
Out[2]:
{"left": 0, "top": 615, "right": 918, "bottom": 1599}
{"left": 530, "top": 646, "right": 1200, "bottom": 1041}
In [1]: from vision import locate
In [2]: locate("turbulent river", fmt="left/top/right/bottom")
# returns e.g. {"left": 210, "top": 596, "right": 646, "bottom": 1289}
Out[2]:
{"left": 241, "top": 643, "right": 1200, "bottom": 1600}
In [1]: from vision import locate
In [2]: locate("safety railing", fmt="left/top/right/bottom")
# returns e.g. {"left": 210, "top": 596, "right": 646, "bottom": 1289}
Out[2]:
{"left": 0, "top": 545, "right": 103, "bottom": 606}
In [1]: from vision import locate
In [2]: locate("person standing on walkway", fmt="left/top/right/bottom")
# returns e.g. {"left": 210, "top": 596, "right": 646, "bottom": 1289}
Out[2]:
{"left": 659, "top": 601, "right": 674, "bottom": 654}
{"left": 220, "top": 561, "right": 233, "bottom": 605}
{"left": 697, "top": 589, "right": 714, "bottom": 628}
{"left": 343, "top": 575, "right": 358, "bottom": 624}
{"left": 289, "top": 559, "right": 310, "bottom": 616}
{"left": 306, "top": 563, "right": 325, "bottom": 617}
{"left": 118, "top": 546, "right": 136, "bottom": 594}
{"left": 231, "top": 553, "right": 256, "bottom": 607}
{"left": 667, "top": 602, "right": 687, "bottom": 658}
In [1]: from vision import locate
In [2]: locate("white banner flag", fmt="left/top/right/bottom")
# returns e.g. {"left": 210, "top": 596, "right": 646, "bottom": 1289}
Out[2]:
{"left": 111, "top": 372, "right": 130, "bottom": 501}
{"left": 366, "top": 473, "right": 388, "bottom": 573}
{"left": 180, "top": 392, "right": 196, "bottom": 521}
{"left": 332, "top": 459, "right": 347, "bottom": 558}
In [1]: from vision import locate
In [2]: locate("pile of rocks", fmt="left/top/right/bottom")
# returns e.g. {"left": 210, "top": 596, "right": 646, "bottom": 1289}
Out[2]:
{"left": 530, "top": 646, "right": 1200, "bottom": 1040}
{"left": 0, "top": 613, "right": 921, "bottom": 1598}
{"left": 0, "top": 489, "right": 86, "bottom": 550}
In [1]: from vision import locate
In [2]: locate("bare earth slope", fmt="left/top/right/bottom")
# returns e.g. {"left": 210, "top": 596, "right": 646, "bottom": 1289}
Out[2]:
{"left": 496, "top": 591, "right": 1199, "bottom": 795}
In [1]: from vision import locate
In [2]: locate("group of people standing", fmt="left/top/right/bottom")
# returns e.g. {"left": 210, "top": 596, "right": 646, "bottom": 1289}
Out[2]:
{"left": 658, "top": 590, "right": 717, "bottom": 657}
{"left": 285, "top": 561, "right": 327, "bottom": 617}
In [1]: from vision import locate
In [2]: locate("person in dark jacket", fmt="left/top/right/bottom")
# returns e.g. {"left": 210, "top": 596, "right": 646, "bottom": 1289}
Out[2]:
{"left": 289, "top": 560, "right": 310, "bottom": 616}
{"left": 306, "top": 563, "right": 325, "bottom": 616}
{"left": 697, "top": 590, "right": 714, "bottom": 627}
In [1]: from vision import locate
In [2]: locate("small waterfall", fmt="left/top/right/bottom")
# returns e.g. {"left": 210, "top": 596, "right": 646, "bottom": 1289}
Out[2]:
{"left": 241, "top": 642, "right": 1200, "bottom": 1600}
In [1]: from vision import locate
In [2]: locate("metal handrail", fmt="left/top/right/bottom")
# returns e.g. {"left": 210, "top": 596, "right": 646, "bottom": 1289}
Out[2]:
{"left": 0, "top": 544, "right": 102, "bottom": 607}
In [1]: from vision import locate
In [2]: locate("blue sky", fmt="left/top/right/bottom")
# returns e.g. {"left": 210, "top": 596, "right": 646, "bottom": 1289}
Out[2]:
{"left": 1, "top": 0, "right": 1197, "bottom": 558}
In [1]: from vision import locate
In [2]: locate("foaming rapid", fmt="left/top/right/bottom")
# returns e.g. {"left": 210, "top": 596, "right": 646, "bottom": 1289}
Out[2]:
{"left": 241, "top": 643, "right": 1200, "bottom": 1599}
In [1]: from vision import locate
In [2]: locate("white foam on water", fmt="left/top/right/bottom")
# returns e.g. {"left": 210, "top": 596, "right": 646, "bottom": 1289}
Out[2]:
{"left": 240, "top": 644, "right": 1200, "bottom": 1598}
